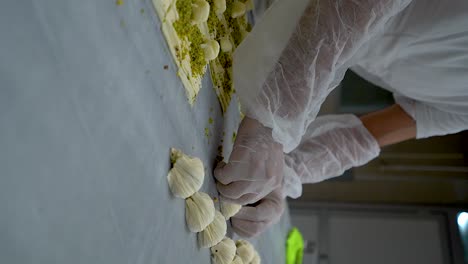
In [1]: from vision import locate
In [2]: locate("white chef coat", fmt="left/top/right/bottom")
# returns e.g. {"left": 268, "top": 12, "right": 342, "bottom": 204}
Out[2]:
{"left": 352, "top": 0, "right": 468, "bottom": 138}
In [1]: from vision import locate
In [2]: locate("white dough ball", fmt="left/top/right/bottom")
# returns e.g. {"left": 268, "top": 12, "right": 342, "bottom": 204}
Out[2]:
{"left": 202, "top": 39, "right": 220, "bottom": 61}
{"left": 167, "top": 148, "right": 204, "bottom": 199}
{"left": 220, "top": 37, "right": 233, "bottom": 52}
{"left": 214, "top": 0, "right": 226, "bottom": 14}
{"left": 198, "top": 211, "right": 227, "bottom": 248}
{"left": 231, "top": 255, "right": 244, "bottom": 264}
{"left": 211, "top": 237, "right": 236, "bottom": 264}
{"left": 244, "top": 0, "right": 254, "bottom": 11}
{"left": 231, "top": 1, "right": 246, "bottom": 18}
{"left": 192, "top": 0, "right": 210, "bottom": 23}
{"left": 236, "top": 240, "right": 255, "bottom": 263}
{"left": 250, "top": 251, "right": 261, "bottom": 264}
{"left": 220, "top": 200, "right": 241, "bottom": 220}
{"left": 185, "top": 192, "right": 215, "bottom": 232}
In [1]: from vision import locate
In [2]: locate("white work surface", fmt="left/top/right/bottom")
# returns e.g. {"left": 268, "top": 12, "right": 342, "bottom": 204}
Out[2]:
{"left": 0, "top": 1, "right": 291, "bottom": 263}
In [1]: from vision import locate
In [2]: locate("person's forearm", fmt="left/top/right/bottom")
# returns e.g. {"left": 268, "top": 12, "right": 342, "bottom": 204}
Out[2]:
{"left": 282, "top": 107, "right": 415, "bottom": 197}
{"left": 282, "top": 114, "right": 381, "bottom": 197}
{"left": 236, "top": 0, "right": 412, "bottom": 153}
{"left": 360, "top": 104, "right": 416, "bottom": 147}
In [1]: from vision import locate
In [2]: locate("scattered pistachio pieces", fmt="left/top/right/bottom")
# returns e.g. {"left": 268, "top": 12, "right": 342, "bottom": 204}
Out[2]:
{"left": 172, "top": 0, "right": 209, "bottom": 78}
{"left": 116, "top": 0, "right": 123, "bottom": 6}
{"left": 216, "top": 145, "right": 224, "bottom": 163}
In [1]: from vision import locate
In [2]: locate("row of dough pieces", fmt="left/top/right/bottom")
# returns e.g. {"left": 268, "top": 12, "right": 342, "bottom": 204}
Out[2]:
{"left": 167, "top": 148, "right": 261, "bottom": 264}
{"left": 192, "top": 0, "right": 252, "bottom": 61}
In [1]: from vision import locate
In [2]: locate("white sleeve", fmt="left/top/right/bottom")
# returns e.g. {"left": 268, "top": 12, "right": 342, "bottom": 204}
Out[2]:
{"left": 282, "top": 114, "right": 380, "bottom": 198}
{"left": 234, "top": 0, "right": 413, "bottom": 152}
{"left": 395, "top": 95, "right": 468, "bottom": 138}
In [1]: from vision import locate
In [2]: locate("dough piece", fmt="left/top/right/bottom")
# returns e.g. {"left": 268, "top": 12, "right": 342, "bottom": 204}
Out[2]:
{"left": 239, "top": 27, "right": 249, "bottom": 42}
{"left": 198, "top": 211, "right": 227, "bottom": 248}
{"left": 220, "top": 37, "right": 233, "bottom": 53}
{"left": 192, "top": 0, "right": 210, "bottom": 23}
{"left": 244, "top": 0, "right": 254, "bottom": 11}
{"left": 220, "top": 200, "right": 241, "bottom": 220}
{"left": 167, "top": 148, "right": 204, "bottom": 199}
{"left": 236, "top": 240, "right": 255, "bottom": 263}
{"left": 211, "top": 237, "right": 236, "bottom": 264}
{"left": 185, "top": 192, "right": 216, "bottom": 232}
{"left": 250, "top": 251, "right": 261, "bottom": 264}
{"left": 202, "top": 40, "right": 220, "bottom": 61}
{"left": 231, "top": 255, "right": 244, "bottom": 264}
{"left": 231, "top": 1, "right": 246, "bottom": 18}
{"left": 214, "top": 0, "right": 226, "bottom": 14}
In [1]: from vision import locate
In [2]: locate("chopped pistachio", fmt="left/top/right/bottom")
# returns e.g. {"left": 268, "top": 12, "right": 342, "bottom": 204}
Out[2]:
{"left": 173, "top": 0, "right": 207, "bottom": 78}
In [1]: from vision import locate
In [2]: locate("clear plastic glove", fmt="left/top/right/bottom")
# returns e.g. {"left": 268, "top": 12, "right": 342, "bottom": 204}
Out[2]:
{"left": 283, "top": 114, "right": 380, "bottom": 198}
{"left": 215, "top": 117, "right": 284, "bottom": 205}
{"left": 234, "top": 0, "right": 412, "bottom": 152}
{"left": 231, "top": 188, "right": 285, "bottom": 238}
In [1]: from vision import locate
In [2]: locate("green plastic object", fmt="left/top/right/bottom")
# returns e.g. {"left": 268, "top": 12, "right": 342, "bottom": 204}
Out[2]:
{"left": 286, "top": 227, "right": 304, "bottom": 264}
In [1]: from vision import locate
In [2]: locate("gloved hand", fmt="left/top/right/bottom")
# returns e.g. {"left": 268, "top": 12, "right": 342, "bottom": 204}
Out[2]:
{"left": 282, "top": 114, "right": 381, "bottom": 198}
{"left": 231, "top": 188, "right": 285, "bottom": 238}
{"left": 215, "top": 117, "right": 284, "bottom": 205}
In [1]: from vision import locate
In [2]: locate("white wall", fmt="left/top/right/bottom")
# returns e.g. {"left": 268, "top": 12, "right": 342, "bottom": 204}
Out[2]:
{"left": 292, "top": 211, "right": 447, "bottom": 264}
{"left": 291, "top": 214, "right": 320, "bottom": 264}
{"left": 328, "top": 213, "right": 445, "bottom": 264}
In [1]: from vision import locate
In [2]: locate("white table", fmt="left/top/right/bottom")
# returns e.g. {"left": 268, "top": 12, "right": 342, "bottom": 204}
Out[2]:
{"left": 0, "top": 1, "right": 291, "bottom": 263}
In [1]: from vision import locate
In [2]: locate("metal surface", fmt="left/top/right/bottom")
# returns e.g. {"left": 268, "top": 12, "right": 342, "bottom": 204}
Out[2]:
{"left": 0, "top": 1, "right": 290, "bottom": 263}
